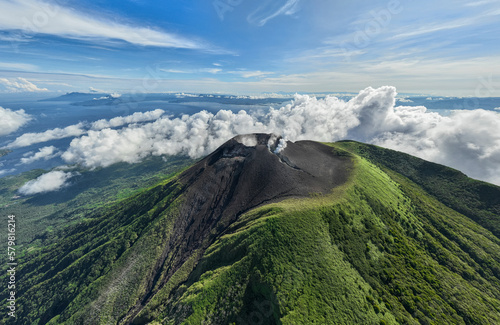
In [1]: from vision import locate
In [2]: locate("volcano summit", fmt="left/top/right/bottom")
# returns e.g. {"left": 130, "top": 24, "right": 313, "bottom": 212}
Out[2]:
{"left": 177, "top": 133, "right": 351, "bottom": 228}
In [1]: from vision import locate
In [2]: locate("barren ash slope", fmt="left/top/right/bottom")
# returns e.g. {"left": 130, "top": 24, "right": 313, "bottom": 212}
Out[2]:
{"left": 8, "top": 134, "right": 500, "bottom": 325}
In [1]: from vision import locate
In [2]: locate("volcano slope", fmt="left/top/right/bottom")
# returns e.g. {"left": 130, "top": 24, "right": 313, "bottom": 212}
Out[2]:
{"left": 7, "top": 135, "right": 500, "bottom": 324}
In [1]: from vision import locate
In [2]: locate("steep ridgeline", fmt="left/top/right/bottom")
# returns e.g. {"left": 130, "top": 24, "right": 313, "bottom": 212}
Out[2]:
{"left": 7, "top": 135, "right": 500, "bottom": 324}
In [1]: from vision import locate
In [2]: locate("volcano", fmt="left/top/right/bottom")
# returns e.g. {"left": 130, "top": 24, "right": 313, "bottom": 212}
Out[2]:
{"left": 175, "top": 133, "right": 351, "bottom": 248}
{"left": 9, "top": 135, "right": 500, "bottom": 325}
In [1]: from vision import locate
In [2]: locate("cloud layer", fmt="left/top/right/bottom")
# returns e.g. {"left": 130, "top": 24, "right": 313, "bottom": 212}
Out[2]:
{"left": 58, "top": 86, "right": 500, "bottom": 186}
{"left": 6, "top": 110, "right": 166, "bottom": 148}
{"left": 7, "top": 123, "right": 86, "bottom": 148}
{"left": 91, "top": 109, "right": 165, "bottom": 130}
{"left": 18, "top": 170, "right": 74, "bottom": 195}
{"left": 0, "top": 106, "right": 31, "bottom": 136}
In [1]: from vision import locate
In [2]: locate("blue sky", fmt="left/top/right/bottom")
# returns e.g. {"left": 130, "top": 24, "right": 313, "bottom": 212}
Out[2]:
{"left": 0, "top": 0, "right": 499, "bottom": 95}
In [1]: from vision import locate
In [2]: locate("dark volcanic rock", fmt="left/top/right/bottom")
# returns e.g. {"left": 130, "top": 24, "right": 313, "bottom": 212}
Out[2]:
{"left": 179, "top": 133, "right": 350, "bottom": 229}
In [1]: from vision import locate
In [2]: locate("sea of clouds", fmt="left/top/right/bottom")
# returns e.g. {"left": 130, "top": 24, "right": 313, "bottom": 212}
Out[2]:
{"left": 4, "top": 86, "right": 500, "bottom": 194}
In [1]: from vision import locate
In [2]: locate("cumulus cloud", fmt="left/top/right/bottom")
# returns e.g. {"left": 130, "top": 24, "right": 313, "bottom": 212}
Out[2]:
{"left": 0, "top": 106, "right": 31, "bottom": 136}
{"left": 372, "top": 109, "right": 500, "bottom": 185}
{"left": 7, "top": 123, "right": 86, "bottom": 148}
{"left": 62, "top": 110, "right": 266, "bottom": 168}
{"left": 18, "top": 170, "right": 75, "bottom": 195}
{"left": 20, "top": 146, "right": 59, "bottom": 164}
{"left": 59, "top": 86, "right": 500, "bottom": 186}
{"left": 61, "top": 92, "right": 366, "bottom": 168}
{"left": 5, "top": 109, "right": 164, "bottom": 148}
{"left": 0, "top": 77, "right": 48, "bottom": 92}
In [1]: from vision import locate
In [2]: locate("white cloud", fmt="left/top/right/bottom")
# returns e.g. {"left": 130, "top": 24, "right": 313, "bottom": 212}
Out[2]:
{"left": 7, "top": 123, "right": 86, "bottom": 148}
{"left": 203, "top": 68, "right": 223, "bottom": 74}
{"left": 0, "top": 0, "right": 203, "bottom": 49}
{"left": 89, "top": 87, "right": 106, "bottom": 93}
{"left": 18, "top": 170, "right": 75, "bottom": 195}
{"left": 175, "top": 93, "right": 201, "bottom": 98}
{"left": 93, "top": 93, "right": 121, "bottom": 100}
{"left": 0, "top": 168, "right": 16, "bottom": 176}
{"left": 5, "top": 109, "right": 165, "bottom": 148}
{"left": 0, "top": 106, "right": 31, "bottom": 136}
{"left": 0, "top": 33, "right": 30, "bottom": 43}
{"left": 230, "top": 70, "right": 274, "bottom": 78}
{"left": 91, "top": 109, "right": 165, "bottom": 130}
{"left": 0, "top": 77, "right": 48, "bottom": 92}
{"left": 248, "top": 0, "right": 300, "bottom": 26}
{"left": 61, "top": 91, "right": 364, "bottom": 168}
{"left": 20, "top": 146, "right": 59, "bottom": 164}
{"left": 0, "top": 62, "right": 39, "bottom": 71}
{"left": 390, "top": 17, "right": 478, "bottom": 40}
{"left": 161, "top": 68, "right": 222, "bottom": 74}
{"left": 372, "top": 108, "right": 500, "bottom": 186}
{"left": 162, "top": 68, "right": 273, "bottom": 79}
{"left": 61, "top": 110, "right": 267, "bottom": 168}
{"left": 162, "top": 69, "right": 191, "bottom": 74}
{"left": 231, "top": 93, "right": 294, "bottom": 99}
{"left": 60, "top": 86, "right": 500, "bottom": 186}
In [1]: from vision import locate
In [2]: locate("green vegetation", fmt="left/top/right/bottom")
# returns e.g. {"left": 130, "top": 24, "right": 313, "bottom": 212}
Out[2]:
{"left": 2, "top": 141, "right": 500, "bottom": 324}
{"left": 334, "top": 141, "right": 500, "bottom": 238}
{"left": 0, "top": 155, "right": 194, "bottom": 256}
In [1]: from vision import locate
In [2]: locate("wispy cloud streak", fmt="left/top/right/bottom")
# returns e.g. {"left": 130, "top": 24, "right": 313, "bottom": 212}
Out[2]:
{"left": 0, "top": 0, "right": 204, "bottom": 49}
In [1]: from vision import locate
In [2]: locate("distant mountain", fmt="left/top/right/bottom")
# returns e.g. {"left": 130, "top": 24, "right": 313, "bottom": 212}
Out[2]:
{"left": 40, "top": 92, "right": 109, "bottom": 102}
{"left": 4, "top": 135, "right": 500, "bottom": 324}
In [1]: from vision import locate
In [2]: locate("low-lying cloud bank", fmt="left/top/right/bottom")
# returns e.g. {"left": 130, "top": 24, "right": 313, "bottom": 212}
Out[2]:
{"left": 18, "top": 170, "right": 75, "bottom": 195}
{"left": 6, "top": 110, "right": 166, "bottom": 148}
{"left": 57, "top": 86, "right": 500, "bottom": 186}
{"left": 8, "top": 123, "right": 86, "bottom": 148}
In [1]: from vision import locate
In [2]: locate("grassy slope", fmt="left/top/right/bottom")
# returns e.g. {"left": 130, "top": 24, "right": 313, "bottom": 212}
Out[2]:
{"left": 4, "top": 143, "right": 500, "bottom": 324}
{"left": 334, "top": 141, "right": 500, "bottom": 238}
